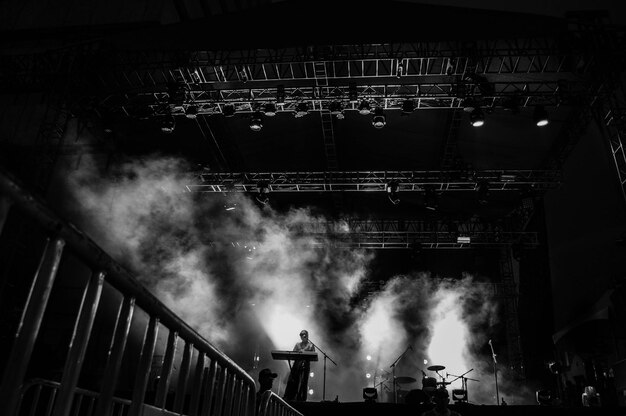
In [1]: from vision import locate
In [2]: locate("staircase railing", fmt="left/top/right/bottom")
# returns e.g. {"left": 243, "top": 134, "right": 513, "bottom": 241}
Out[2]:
{"left": 0, "top": 166, "right": 260, "bottom": 416}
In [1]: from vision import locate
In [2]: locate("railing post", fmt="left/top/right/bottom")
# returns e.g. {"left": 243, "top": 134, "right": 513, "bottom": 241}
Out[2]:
{"left": 94, "top": 296, "right": 135, "bottom": 416}
{"left": 173, "top": 342, "right": 192, "bottom": 413}
{"left": 52, "top": 270, "right": 105, "bottom": 416}
{"left": 0, "top": 195, "right": 12, "bottom": 237}
{"left": 0, "top": 238, "right": 65, "bottom": 416}
{"left": 154, "top": 330, "right": 178, "bottom": 408}
{"left": 128, "top": 316, "right": 159, "bottom": 416}
{"left": 188, "top": 352, "right": 205, "bottom": 416}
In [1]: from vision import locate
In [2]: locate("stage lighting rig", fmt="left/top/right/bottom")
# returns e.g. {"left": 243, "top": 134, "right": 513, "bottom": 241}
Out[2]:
{"left": 358, "top": 100, "right": 371, "bottom": 115}
{"left": 469, "top": 108, "right": 485, "bottom": 127}
{"left": 295, "top": 102, "right": 309, "bottom": 118}
{"left": 534, "top": 105, "right": 549, "bottom": 127}
{"left": 372, "top": 107, "right": 386, "bottom": 129}
{"left": 249, "top": 111, "right": 264, "bottom": 131}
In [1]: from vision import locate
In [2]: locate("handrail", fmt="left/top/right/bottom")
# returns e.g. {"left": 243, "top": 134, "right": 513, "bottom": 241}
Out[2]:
{"left": 257, "top": 391, "right": 304, "bottom": 416}
{"left": 0, "top": 164, "right": 257, "bottom": 416}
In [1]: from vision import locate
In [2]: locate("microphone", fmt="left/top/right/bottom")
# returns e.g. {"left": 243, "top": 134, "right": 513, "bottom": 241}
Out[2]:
{"left": 488, "top": 339, "right": 492, "bottom": 346}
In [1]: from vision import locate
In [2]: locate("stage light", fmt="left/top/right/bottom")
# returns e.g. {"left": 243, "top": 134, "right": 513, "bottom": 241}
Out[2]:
{"left": 457, "top": 236, "right": 471, "bottom": 244}
{"left": 276, "top": 85, "right": 285, "bottom": 105}
{"left": 224, "top": 202, "right": 237, "bottom": 211}
{"left": 264, "top": 102, "right": 277, "bottom": 117}
{"left": 363, "top": 387, "right": 378, "bottom": 402}
{"left": 536, "top": 389, "right": 553, "bottom": 405}
{"left": 308, "top": 389, "right": 314, "bottom": 395}
{"left": 424, "top": 187, "right": 438, "bottom": 211}
{"left": 534, "top": 105, "right": 549, "bottom": 127}
{"left": 366, "top": 355, "right": 372, "bottom": 361}
{"left": 461, "top": 97, "right": 477, "bottom": 112}
{"left": 358, "top": 100, "right": 371, "bottom": 115}
{"left": 349, "top": 82, "right": 358, "bottom": 103}
{"left": 372, "top": 107, "right": 386, "bottom": 129}
{"left": 502, "top": 95, "right": 521, "bottom": 114}
{"left": 452, "top": 389, "right": 468, "bottom": 402}
{"left": 477, "top": 180, "right": 490, "bottom": 204}
{"left": 249, "top": 111, "right": 263, "bottom": 131}
{"left": 160, "top": 114, "right": 176, "bottom": 133}
{"left": 469, "top": 108, "right": 484, "bottom": 127}
{"left": 423, "top": 359, "right": 428, "bottom": 365}
{"left": 295, "top": 102, "right": 309, "bottom": 118}
{"left": 445, "top": 58, "right": 455, "bottom": 75}
{"left": 310, "top": 372, "right": 315, "bottom": 378}
{"left": 185, "top": 104, "right": 198, "bottom": 119}
{"left": 222, "top": 104, "right": 236, "bottom": 117}
{"left": 329, "top": 101, "right": 344, "bottom": 119}
{"left": 365, "top": 373, "right": 371, "bottom": 379}
{"left": 401, "top": 99, "right": 415, "bottom": 115}
{"left": 386, "top": 181, "right": 400, "bottom": 205}
{"left": 255, "top": 182, "right": 269, "bottom": 205}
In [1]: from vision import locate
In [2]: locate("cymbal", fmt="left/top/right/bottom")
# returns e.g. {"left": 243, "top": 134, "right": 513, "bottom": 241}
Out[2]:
{"left": 427, "top": 365, "right": 446, "bottom": 371}
{"left": 395, "top": 376, "right": 417, "bottom": 384}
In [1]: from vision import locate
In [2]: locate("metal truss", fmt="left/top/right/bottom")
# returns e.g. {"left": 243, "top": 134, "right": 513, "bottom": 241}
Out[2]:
{"left": 499, "top": 247, "right": 525, "bottom": 378}
{"left": 225, "top": 218, "right": 538, "bottom": 249}
{"left": 186, "top": 169, "right": 561, "bottom": 193}
{"left": 124, "top": 79, "right": 582, "bottom": 118}
{"left": 95, "top": 37, "right": 589, "bottom": 90}
{"left": 299, "top": 219, "right": 538, "bottom": 249}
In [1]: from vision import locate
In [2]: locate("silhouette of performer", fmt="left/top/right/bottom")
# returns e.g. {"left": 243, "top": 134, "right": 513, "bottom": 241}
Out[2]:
{"left": 283, "top": 330, "right": 315, "bottom": 401}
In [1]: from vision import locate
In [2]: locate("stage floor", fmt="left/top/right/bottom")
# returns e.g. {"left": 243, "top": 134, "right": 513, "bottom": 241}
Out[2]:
{"left": 289, "top": 401, "right": 626, "bottom": 416}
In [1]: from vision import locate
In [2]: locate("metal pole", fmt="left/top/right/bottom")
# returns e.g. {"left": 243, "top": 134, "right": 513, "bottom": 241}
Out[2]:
{"left": 0, "top": 238, "right": 65, "bottom": 416}
{"left": 488, "top": 339, "right": 500, "bottom": 405}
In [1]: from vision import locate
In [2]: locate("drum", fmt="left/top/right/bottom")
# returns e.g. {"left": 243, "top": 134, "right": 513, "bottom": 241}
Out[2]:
{"left": 405, "top": 389, "right": 430, "bottom": 405}
{"left": 422, "top": 377, "right": 437, "bottom": 392}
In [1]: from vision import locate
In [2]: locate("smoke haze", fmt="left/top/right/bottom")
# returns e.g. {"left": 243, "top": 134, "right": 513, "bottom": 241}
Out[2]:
{"left": 62, "top": 153, "right": 535, "bottom": 404}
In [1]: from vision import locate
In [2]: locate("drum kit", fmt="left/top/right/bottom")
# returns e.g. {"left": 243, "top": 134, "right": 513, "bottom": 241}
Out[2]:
{"left": 393, "top": 365, "right": 479, "bottom": 404}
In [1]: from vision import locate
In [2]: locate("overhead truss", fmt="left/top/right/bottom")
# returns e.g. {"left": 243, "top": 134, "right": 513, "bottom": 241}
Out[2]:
{"left": 227, "top": 218, "right": 537, "bottom": 249}
{"left": 187, "top": 170, "right": 562, "bottom": 193}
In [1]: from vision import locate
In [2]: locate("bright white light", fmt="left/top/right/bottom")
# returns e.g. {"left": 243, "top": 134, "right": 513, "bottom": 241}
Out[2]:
{"left": 536, "top": 119, "right": 549, "bottom": 127}
{"left": 427, "top": 288, "right": 470, "bottom": 381}
{"left": 308, "top": 389, "right": 314, "bottom": 395}
{"left": 471, "top": 119, "right": 484, "bottom": 127}
{"left": 366, "top": 373, "right": 371, "bottom": 379}
{"left": 310, "top": 372, "right": 314, "bottom": 378}
{"left": 423, "top": 359, "right": 428, "bottom": 365}
{"left": 366, "top": 355, "right": 372, "bottom": 361}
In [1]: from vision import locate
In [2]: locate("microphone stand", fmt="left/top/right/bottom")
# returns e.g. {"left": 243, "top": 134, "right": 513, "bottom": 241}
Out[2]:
{"left": 488, "top": 340, "right": 499, "bottom": 405}
{"left": 308, "top": 339, "right": 337, "bottom": 401}
{"left": 388, "top": 345, "right": 412, "bottom": 404}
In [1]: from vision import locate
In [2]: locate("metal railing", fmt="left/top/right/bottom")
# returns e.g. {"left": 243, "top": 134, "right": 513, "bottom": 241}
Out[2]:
{"left": 257, "top": 391, "right": 303, "bottom": 416}
{"left": 0, "top": 165, "right": 271, "bottom": 416}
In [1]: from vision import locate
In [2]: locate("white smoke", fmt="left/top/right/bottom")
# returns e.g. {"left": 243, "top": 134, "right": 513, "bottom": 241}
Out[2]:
{"left": 62, "top": 153, "right": 535, "bottom": 404}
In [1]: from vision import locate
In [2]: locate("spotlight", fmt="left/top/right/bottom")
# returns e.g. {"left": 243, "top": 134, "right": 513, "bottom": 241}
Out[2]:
{"left": 396, "top": 60, "right": 404, "bottom": 78}
{"left": 469, "top": 108, "right": 484, "bottom": 127}
{"left": 401, "top": 99, "right": 415, "bottom": 115}
{"left": 263, "top": 102, "right": 277, "bottom": 117}
{"left": 358, "top": 100, "right": 371, "bottom": 115}
{"left": 424, "top": 186, "right": 438, "bottom": 210}
{"left": 160, "top": 114, "right": 176, "bottom": 133}
{"left": 224, "top": 202, "right": 237, "bottom": 211}
{"left": 365, "top": 373, "right": 371, "bottom": 379}
{"left": 308, "top": 389, "right": 314, "bottom": 396}
{"left": 452, "top": 389, "right": 468, "bottom": 402}
{"left": 536, "top": 389, "right": 553, "bottom": 406}
{"left": 386, "top": 181, "right": 400, "bottom": 205}
{"left": 249, "top": 111, "right": 263, "bottom": 131}
{"left": 534, "top": 105, "right": 549, "bottom": 127}
{"left": 366, "top": 355, "right": 372, "bottom": 361}
{"left": 295, "top": 102, "right": 309, "bottom": 118}
{"left": 477, "top": 180, "right": 490, "bottom": 204}
{"left": 222, "top": 104, "right": 236, "bottom": 117}
{"left": 329, "top": 101, "right": 344, "bottom": 119}
{"left": 502, "top": 96, "right": 521, "bottom": 114}
{"left": 372, "top": 107, "right": 386, "bottom": 129}
{"left": 185, "top": 104, "right": 198, "bottom": 119}
{"left": 457, "top": 236, "right": 471, "bottom": 244}
{"left": 461, "top": 97, "right": 477, "bottom": 112}
{"left": 363, "top": 387, "right": 378, "bottom": 402}
{"left": 349, "top": 82, "right": 358, "bottom": 103}
{"left": 255, "top": 182, "right": 269, "bottom": 205}
{"left": 276, "top": 85, "right": 285, "bottom": 105}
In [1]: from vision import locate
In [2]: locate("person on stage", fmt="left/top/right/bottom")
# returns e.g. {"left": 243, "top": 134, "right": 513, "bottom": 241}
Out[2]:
{"left": 283, "top": 329, "right": 316, "bottom": 402}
